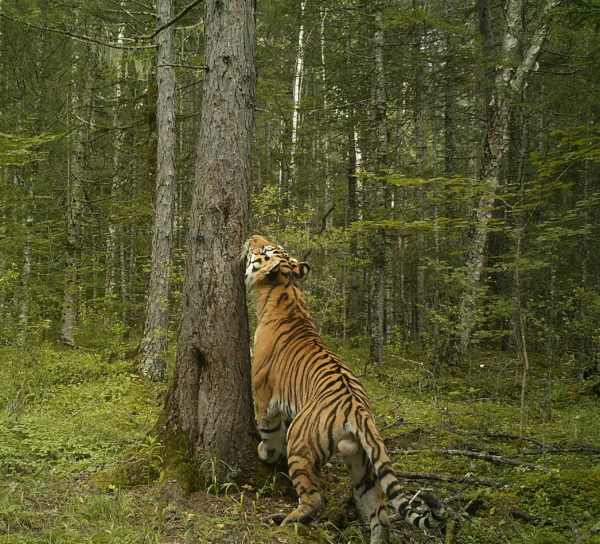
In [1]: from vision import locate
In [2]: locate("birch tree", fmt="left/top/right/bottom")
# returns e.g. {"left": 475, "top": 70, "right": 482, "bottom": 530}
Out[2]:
{"left": 289, "top": 0, "right": 306, "bottom": 184}
{"left": 450, "top": 0, "right": 562, "bottom": 359}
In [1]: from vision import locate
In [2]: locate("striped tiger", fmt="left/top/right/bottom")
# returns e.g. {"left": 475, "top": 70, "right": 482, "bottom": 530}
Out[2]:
{"left": 244, "top": 235, "right": 444, "bottom": 544}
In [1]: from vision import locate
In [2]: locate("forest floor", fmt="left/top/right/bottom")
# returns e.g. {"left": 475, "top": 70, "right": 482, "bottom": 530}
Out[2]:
{"left": 0, "top": 340, "right": 599, "bottom": 544}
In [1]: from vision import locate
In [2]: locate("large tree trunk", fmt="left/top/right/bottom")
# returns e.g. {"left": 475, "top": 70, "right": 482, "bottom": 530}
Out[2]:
{"left": 162, "top": 0, "right": 256, "bottom": 476}
{"left": 451, "top": 0, "right": 560, "bottom": 359}
{"left": 139, "top": 0, "right": 177, "bottom": 380}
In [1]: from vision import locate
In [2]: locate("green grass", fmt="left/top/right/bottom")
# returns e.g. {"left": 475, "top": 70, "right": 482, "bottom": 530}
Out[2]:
{"left": 1, "top": 342, "right": 599, "bottom": 543}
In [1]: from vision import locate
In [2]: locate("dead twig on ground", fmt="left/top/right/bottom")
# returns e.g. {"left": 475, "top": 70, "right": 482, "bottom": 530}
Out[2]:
{"left": 572, "top": 519, "right": 600, "bottom": 544}
{"left": 394, "top": 470, "right": 505, "bottom": 487}
{"left": 390, "top": 448, "right": 546, "bottom": 470}
{"left": 379, "top": 415, "right": 405, "bottom": 431}
{"left": 383, "top": 427, "right": 425, "bottom": 440}
{"left": 523, "top": 445, "right": 600, "bottom": 455}
{"left": 482, "top": 431, "right": 546, "bottom": 447}
{"left": 465, "top": 429, "right": 600, "bottom": 454}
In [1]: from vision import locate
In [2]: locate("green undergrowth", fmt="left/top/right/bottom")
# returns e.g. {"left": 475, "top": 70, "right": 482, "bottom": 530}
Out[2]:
{"left": 1, "top": 342, "right": 599, "bottom": 543}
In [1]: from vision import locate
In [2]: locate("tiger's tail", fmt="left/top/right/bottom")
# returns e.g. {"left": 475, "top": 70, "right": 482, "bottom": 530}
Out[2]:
{"left": 354, "top": 413, "right": 444, "bottom": 530}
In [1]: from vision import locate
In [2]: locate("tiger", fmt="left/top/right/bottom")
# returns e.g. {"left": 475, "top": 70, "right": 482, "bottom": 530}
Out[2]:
{"left": 244, "top": 235, "right": 444, "bottom": 544}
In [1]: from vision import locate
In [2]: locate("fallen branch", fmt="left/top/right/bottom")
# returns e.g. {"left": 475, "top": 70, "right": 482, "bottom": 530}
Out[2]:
{"left": 390, "top": 448, "right": 546, "bottom": 470}
{"left": 394, "top": 470, "right": 504, "bottom": 487}
{"left": 383, "top": 427, "right": 425, "bottom": 439}
{"left": 440, "top": 448, "right": 546, "bottom": 470}
{"left": 379, "top": 416, "right": 406, "bottom": 431}
{"left": 572, "top": 519, "right": 600, "bottom": 544}
{"left": 482, "top": 431, "right": 546, "bottom": 447}
{"left": 523, "top": 445, "right": 600, "bottom": 455}
{"left": 471, "top": 430, "right": 600, "bottom": 454}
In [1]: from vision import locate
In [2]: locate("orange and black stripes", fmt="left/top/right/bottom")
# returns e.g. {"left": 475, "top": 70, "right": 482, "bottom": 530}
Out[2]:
{"left": 245, "top": 235, "right": 443, "bottom": 543}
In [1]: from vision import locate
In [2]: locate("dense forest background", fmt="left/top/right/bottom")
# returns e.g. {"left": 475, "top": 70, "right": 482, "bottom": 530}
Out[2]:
{"left": 2, "top": 1, "right": 600, "bottom": 543}
{"left": 1, "top": 0, "right": 599, "bottom": 370}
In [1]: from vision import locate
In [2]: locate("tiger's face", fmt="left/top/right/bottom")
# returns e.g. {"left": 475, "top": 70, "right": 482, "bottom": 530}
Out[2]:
{"left": 244, "top": 235, "right": 309, "bottom": 289}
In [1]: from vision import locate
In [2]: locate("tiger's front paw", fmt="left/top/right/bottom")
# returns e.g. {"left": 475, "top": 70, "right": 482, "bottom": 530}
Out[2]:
{"left": 258, "top": 441, "right": 282, "bottom": 464}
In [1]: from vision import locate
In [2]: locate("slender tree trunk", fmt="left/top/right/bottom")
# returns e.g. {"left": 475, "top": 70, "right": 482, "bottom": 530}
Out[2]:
{"left": 0, "top": 173, "right": 6, "bottom": 323}
{"left": 443, "top": 81, "right": 456, "bottom": 177}
{"left": 346, "top": 120, "right": 360, "bottom": 335}
{"left": 453, "top": 87, "right": 510, "bottom": 356}
{"left": 120, "top": 232, "right": 134, "bottom": 336}
{"left": 289, "top": 0, "right": 306, "bottom": 184}
{"left": 412, "top": 0, "right": 428, "bottom": 345}
{"left": 18, "top": 9, "right": 46, "bottom": 344}
{"left": 18, "top": 212, "right": 33, "bottom": 345}
{"left": 139, "top": 0, "right": 177, "bottom": 380}
{"left": 451, "top": 0, "right": 560, "bottom": 359}
{"left": 443, "top": 8, "right": 456, "bottom": 178}
{"left": 399, "top": 236, "right": 409, "bottom": 345}
{"left": 162, "top": 0, "right": 256, "bottom": 474}
{"left": 579, "top": 172, "right": 591, "bottom": 361}
{"left": 105, "top": 216, "right": 117, "bottom": 297}
{"left": 59, "top": 49, "right": 89, "bottom": 347}
{"left": 368, "top": 5, "right": 388, "bottom": 365}
{"left": 477, "top": 0, "right": 495, "bottom": 114}
{"left": 385, "top": 194, "right": 396, "bottom": 345}
{"left": 105, "top": 23, "right": 125, "bottom": 300}
{"left": 513, "top": 234, "right": 529, "bottom": 437}
{"left": 319, "top": 8, "right": 334, "bottom": 229}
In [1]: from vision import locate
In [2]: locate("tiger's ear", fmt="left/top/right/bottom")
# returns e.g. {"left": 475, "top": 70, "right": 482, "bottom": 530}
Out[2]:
{"left": 298, "top": 262, "right": 310, "bottom": 279}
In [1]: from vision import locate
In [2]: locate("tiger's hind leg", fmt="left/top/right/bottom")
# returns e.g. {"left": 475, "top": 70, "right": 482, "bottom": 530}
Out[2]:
{"left": 280, "top": 413, "right": 325, "bottom": 526}
{"left": 257, "top": 410, "right": 287, "bottom": 465}
{"left": 339, "top": 438, "right": 390, "bottom": 544}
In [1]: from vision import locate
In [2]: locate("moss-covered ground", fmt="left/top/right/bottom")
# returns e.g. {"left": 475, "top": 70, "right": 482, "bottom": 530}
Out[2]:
{"left": 1, "top": 341, "right": 598, "bottom": 543}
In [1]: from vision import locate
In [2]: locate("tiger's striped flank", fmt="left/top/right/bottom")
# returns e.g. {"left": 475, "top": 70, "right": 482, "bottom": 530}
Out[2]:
{"left": 245, "top": 235, "right": 444, "bottom": 544}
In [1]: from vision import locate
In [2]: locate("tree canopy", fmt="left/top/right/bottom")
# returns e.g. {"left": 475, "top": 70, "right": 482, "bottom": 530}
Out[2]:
{"left": 0, "top": 0, "right": 598, "bottom": 377}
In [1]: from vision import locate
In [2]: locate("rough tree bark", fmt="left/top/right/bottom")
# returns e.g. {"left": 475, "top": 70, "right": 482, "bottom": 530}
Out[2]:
{"left": 368, "top": 4, "right": 388, "bottom": 365}
{"left": 346, "top": 121, "right": 360, "bottom": 336}
{"left": 476, "top": 0, "right": 495, "bottom": 113}
{"left": 59, "top": 46, "right": 89, "bottom": 347}
{"left": 162, "top": 0, "right": 256, "bottom": 475}
{"left": 139, "top": 0, "right": 177, "bottom": 380}
{"left": 443, "top": 2, "right": 457, "bottom": 178}
{"left": 450, "top": 0, "right": 561, "bottom": 359}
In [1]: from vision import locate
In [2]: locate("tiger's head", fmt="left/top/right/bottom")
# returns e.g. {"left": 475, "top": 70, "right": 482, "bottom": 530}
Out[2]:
{"left": 244, "top": 235, "right": 310, "bottom": 290}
